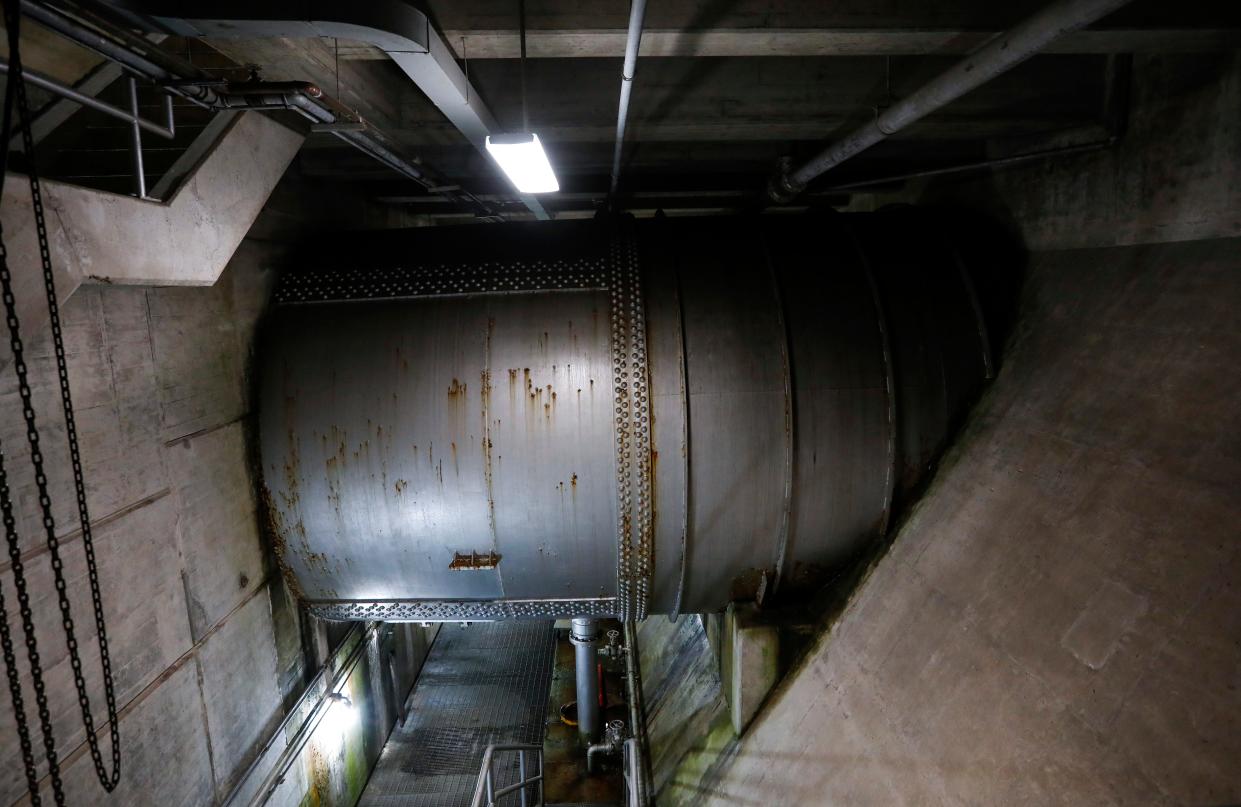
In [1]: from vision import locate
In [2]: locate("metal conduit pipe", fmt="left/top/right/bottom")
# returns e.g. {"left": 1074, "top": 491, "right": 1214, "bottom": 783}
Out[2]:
{"left": 20, "top": 0, "right": 190, "bottom": 86}
{"left": 571, "top": 618, "right": 601, "bottom": 742}
{"left": 213, "top": 84, "right": 500, "bottom": 217}
{"left": 586, "top": 719, "right": 625, "bottom": 774}
{"left": 608, "top": 0, "right": 647, "bottom": 201}
{"left": 824, "top": 137, "right": 1118, "bottom": 192}
{"left": 770, "top": 0, "right": 1136, "bottom": 200}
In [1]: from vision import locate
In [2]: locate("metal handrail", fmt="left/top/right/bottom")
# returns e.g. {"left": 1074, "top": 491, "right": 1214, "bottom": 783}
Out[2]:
{"left": 225, "top": 623, "right": 375, "bottom": 807}
{"left": 622, "top": 738, "right": 641, "bottom": 807}
{"left": 469, "top": 744, "right": 544, "bottom": 807}
{"left": 622, "top": 621, "right": 652, "bottom": 806}
{"left": 0, "top": 59, "right": 175, "bottom": 198}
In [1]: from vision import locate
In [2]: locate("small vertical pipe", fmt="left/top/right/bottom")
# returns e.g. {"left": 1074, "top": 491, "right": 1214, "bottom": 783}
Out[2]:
{"left": 485, "top": 766, "right": 494, "bottom": 805}
{"left": 519, "top": 0, "right": 529, "bottom": 132}
{"left": 161, "top": 90, "right": 174, "bottom": 137}
{"left": 127, "top": 75, "right": 146, "bottom": 198}
{"left": 571, "top": 617, "right": 600, "bottom": 741}
{"left": 519, "top": 749, "right": 529, "bottom": 807}
{"left": 537, "top": 747, "right": 544, "bottom": 806}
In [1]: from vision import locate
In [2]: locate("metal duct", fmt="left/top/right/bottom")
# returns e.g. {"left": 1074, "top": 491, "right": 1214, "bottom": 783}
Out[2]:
{"left": 771, "top": 0, "right": 1136, "bottom": 199}
{"left": 258, "top": 210, "right": 1006, "bottom": 622}
{"left": 21, "top": 0, "right": 501, "bottom": 216}
{"left": 98, "top": 0, "right": 552, "bottom": 220}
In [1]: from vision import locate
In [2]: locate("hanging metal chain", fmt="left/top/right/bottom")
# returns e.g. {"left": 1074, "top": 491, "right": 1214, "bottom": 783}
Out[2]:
{"left": 0, "top": 1, "right": 122, "bottom": 800}
{"left": 0, "top": 445, "right": 49, "bottom": 805}
{"left": 0, "top": 7, "right": 61, "bottom": 803}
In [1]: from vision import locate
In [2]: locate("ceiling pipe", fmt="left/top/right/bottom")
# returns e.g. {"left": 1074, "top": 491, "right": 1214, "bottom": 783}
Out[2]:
{"left": 214, "top": 82, "right": 502, "bottom": 219}
{"left": 608, "top": 0, "right": 647, "bottom": 202}
{"left": 769, "top": 0, "right": 1136, "bottom": 202}
{"left": 22, "top": 0, "right": 503, "bottom": 218}
{"left": 92, "top": 0, "right": 551, "bottom": 220}
{"left": 21, "top": 0, "right": 190, "bottom": 84}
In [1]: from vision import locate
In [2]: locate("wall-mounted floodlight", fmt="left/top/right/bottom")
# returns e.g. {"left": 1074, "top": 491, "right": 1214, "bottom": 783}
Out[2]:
{"left": 485, "top": 133, "right": 559, "bottom": 194}
{"left": 318, "top": 690, "right": 357, "bottom": 754}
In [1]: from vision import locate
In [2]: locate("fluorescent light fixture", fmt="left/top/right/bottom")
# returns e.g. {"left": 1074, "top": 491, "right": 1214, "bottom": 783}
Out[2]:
{"left": 485, "top": 132, "right": 559, "bottom": 194}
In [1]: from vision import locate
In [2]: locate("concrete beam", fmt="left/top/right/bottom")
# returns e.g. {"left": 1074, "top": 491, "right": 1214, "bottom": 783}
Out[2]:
{"left": 417, "top": 28, "right": 1241, "bottom": 60}
{"left": 0, "top": 111, "right": 302, "bottom": 371}
{"left": 4, "top": 110, "right": 301, "bottom": 285}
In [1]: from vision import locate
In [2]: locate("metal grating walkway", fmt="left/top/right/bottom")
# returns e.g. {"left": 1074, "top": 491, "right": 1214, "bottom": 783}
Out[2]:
{"left": 360, "top": 621, "right": 556, "bottom": 807}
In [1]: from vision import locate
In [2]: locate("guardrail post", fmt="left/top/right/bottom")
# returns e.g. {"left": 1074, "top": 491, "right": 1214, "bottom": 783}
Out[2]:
{"left": 518, "top": 749, "right": 528, "bottom": 807}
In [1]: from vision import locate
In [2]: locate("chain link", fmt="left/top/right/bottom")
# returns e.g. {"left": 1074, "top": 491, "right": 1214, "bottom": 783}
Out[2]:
{"left": 0, "top": 422, "right": 48, "bottom": 806}
{"left": 0, "top": 3, "right": 122, "bottom": 801}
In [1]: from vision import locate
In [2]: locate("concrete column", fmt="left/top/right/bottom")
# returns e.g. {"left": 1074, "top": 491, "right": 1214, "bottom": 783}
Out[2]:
{"left": 721, "top": 602, "right": 780, "bottom": 736}
{"left": 571, "top": 617, "right": 600, "bottom": 741}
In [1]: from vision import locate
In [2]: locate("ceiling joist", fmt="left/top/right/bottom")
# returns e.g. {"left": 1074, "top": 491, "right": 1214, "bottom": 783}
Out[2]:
{"left": 324, "top": 28, "right": 1241, "bottom": 61}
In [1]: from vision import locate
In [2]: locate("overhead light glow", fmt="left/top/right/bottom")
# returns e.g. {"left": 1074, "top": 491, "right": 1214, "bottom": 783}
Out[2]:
{"left": 486, "top": 133, "right": 559, "bottom": 194}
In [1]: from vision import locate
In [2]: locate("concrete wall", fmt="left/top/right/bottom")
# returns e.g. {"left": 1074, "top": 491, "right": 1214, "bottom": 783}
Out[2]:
{"left": 229, "top": 623, "right": 437, "bottom": 807}
{"left": 0, "top": 157, "right": 426, "bottom": 806}
{"left": 0, "top": 216, "right": 284, "bottom": 806}
{"left": 637, "top": 616, "right": 728, "bottom": 797}
{"left": 683, "top": 51, "right": 1241, "bottom": 807}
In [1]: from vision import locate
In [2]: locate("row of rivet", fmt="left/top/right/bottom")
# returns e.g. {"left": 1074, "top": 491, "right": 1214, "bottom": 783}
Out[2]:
{"left": 608, "top": 223, "right": 653, "bottom": 622}
{"left": 307, "top": 597, "right": 619, "bottom": 621}
{"left": 276, "top": 258, "right": 610, "bottom": 303}
{"left": 609, "top": 233, "right": 635, "bottom": 621}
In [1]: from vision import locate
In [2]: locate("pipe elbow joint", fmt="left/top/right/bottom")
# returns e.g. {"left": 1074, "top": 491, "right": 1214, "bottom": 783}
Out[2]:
{"left": 767, "top": 159, "right": 805, "bottom": 204}
{"left": 586, "top": 743, "right": 609, "bottom": 774}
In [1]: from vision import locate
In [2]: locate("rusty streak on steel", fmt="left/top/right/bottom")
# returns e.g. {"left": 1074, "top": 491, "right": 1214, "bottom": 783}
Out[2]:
{"left": 449, "top": 551, "right": 502, "bottom": 570}
{"left": 482, "top": 319, "right": 500, "bottom": 582}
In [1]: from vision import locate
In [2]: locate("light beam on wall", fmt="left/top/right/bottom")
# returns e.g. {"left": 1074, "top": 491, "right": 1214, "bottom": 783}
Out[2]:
{"left": 486, "top": 133, "right": 559, "bottom": 194}
{"left": 318, "top": 691, "right": 357, "bottom": 755}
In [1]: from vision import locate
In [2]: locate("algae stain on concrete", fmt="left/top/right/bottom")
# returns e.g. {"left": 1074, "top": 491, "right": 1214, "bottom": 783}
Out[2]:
{"left": 663, "top": 712, "right": 739, "bottom": 807}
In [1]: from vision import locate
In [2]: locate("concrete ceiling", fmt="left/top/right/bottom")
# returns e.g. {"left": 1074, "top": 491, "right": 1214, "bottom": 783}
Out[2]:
{"left": 175, "top": 0, "right": 1241, "bottom": 219}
